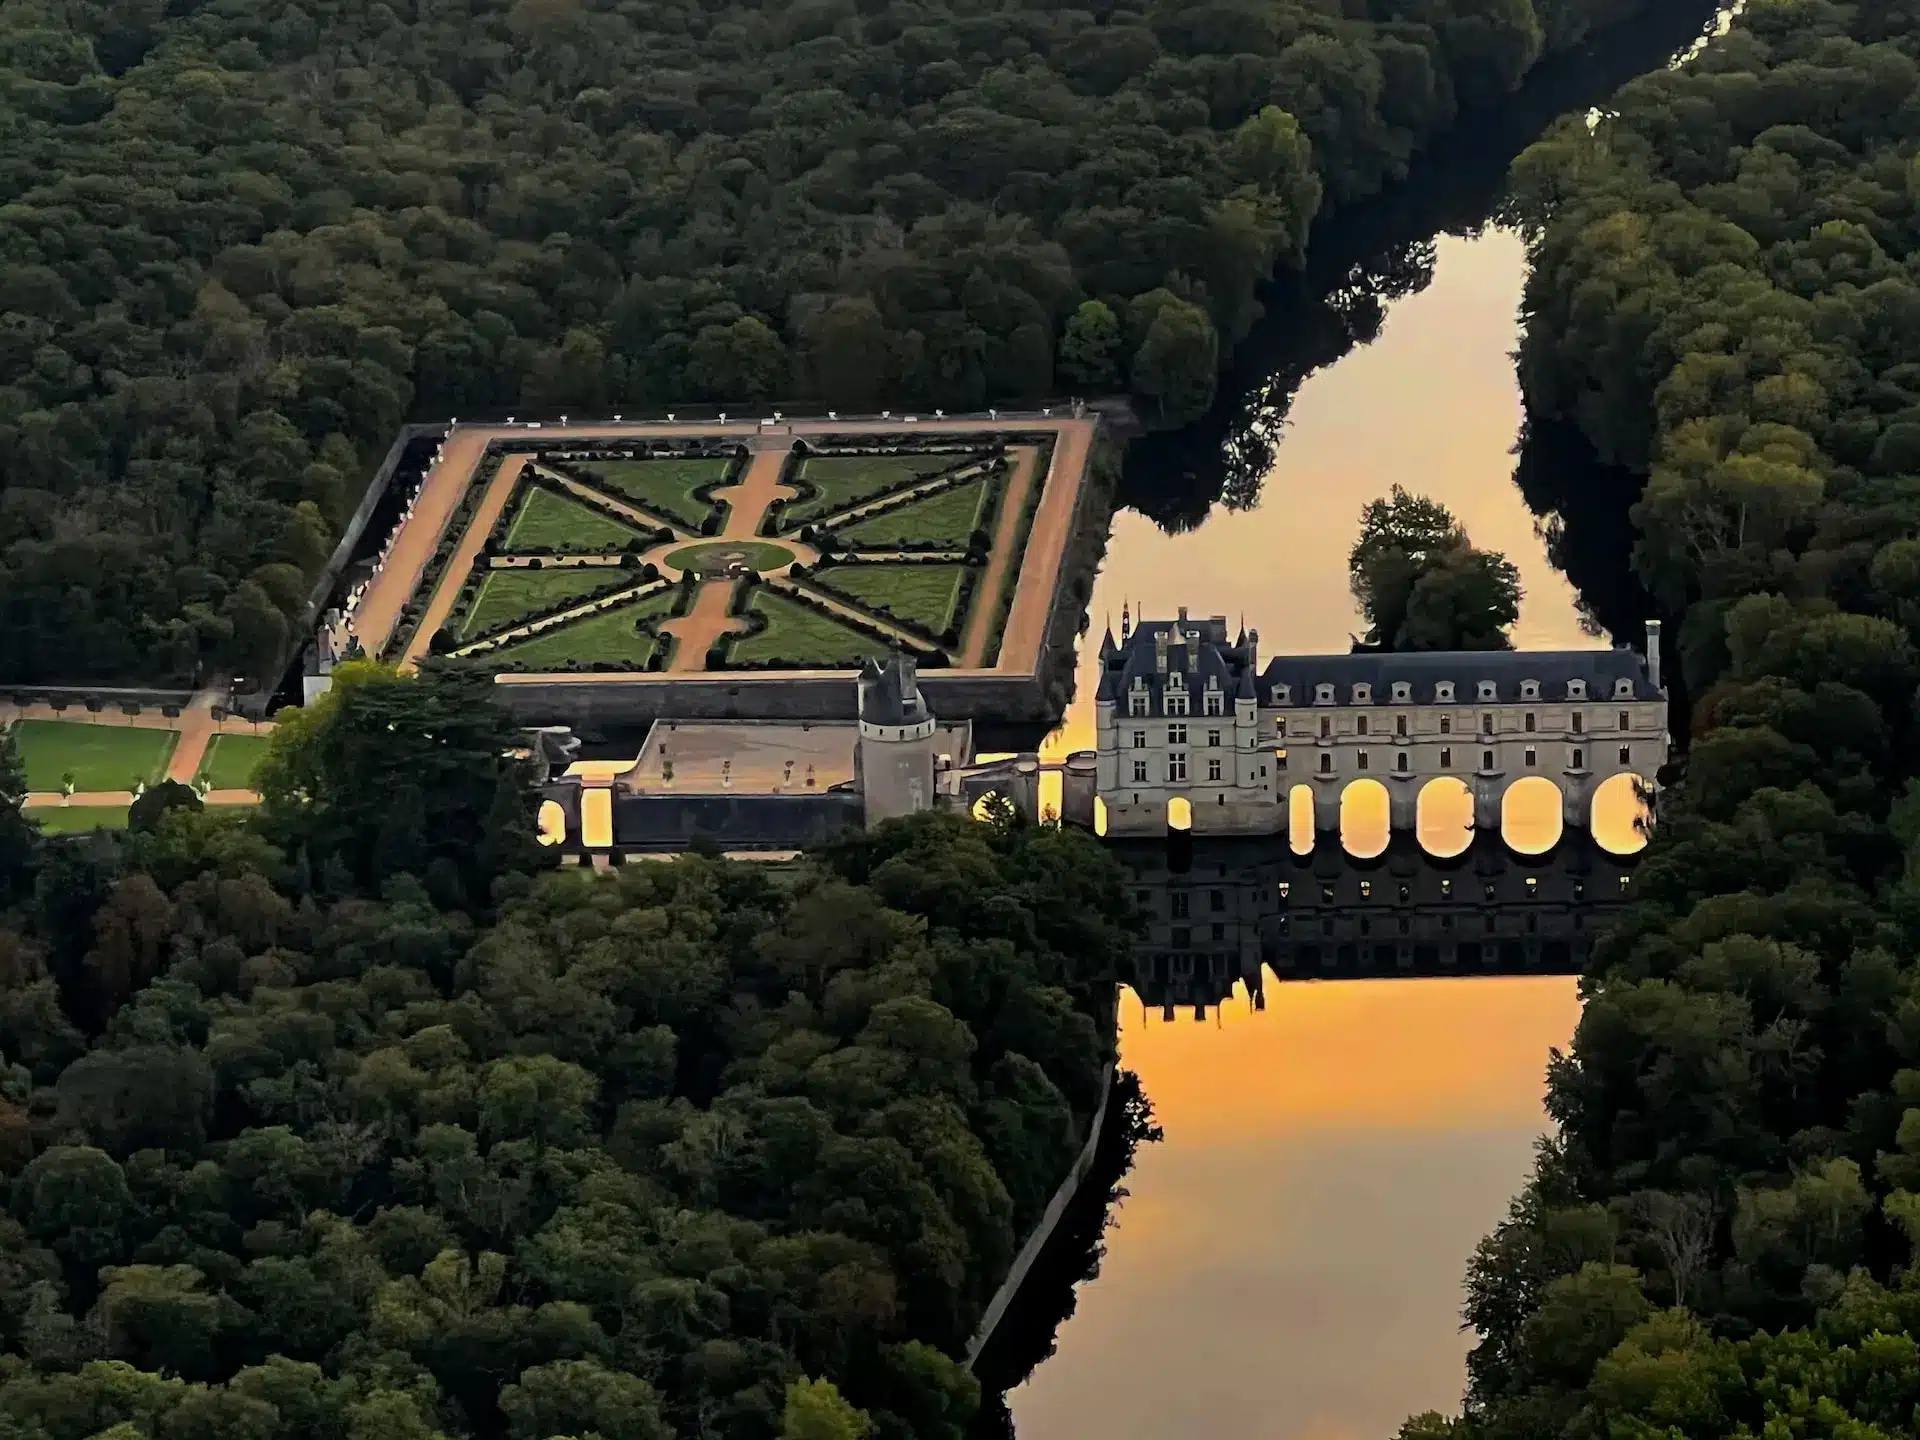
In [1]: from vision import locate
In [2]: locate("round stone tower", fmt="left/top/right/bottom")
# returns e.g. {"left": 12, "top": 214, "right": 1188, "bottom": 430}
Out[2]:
{"left": 857, "top": 652, "right": 938, "bottom": 827}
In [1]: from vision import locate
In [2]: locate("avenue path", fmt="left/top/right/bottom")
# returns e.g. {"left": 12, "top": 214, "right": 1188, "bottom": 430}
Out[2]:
{"left": 978, "top": 423, "right": 1089, "bottom": 671}
{"left": 399, "top": 455, "right": 531, "bottom": 667}
{"left": 660, "top": 581, "right": 749, "bottom": 670}
{"left": 959, "top": 444, "right": 1041, "bottom": 667}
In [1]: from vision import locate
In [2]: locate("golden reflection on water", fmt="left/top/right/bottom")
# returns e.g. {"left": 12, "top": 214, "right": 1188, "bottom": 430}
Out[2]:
{"left": 1288, "top": 785, "right": 1316, "bottom": 854}
{"left": 1337, "top": 778, "right": 1389, "bottom": 858}
{"left": 1417, "top": 777, "right": 1474, "bottom": 858}
{"left": 1009, "top": 976, "right": 1580, "bottom": 1440}
{"left": 1591, "top": 772, "right": 1651, "bottom": 855}
{"left": 1500, "top": 776, "right": 1564, "bottom": 855}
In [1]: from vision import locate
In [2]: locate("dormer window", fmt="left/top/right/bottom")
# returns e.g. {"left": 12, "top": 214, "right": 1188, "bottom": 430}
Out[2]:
{"left": 1128, "top": 676, "right": 1149, "bottom": 717}
{"left": 1352, "top": 684, "right": 1371, "bottom": 704}
{"left": 1567, "top": 679, "right": 1586, "bottom": 699}
{"left": 1521, "top": 680, "right": 1540, "bottom": 699}
{"left": 1167, "top": 671, "right": 1185, "bottom": 691}
{"left": 1315, "top": 684, "right": 1334, "bottom": 704}
{"left": 1206, "top": 675, "right": 1220, "bottom": 690}
{"left": 1613, "top": 679, "right": 1634, "bottom": 698}
{"left": 1477, "top": 681, "right": 1497, "bottom": 701}
{"left": 1391, "top": 682, "right": 1410, "bottom": 702}
{"left": 1272, "top": 684, "right": 1291, "bottom": 703}
{"left": 1436, "top": 682, "right": 1454, "bottom": 702}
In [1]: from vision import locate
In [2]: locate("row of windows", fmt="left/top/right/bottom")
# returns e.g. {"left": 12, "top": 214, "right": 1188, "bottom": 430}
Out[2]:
{"left": 1140, "top": 873, "right": 1631, "bottom": 918}
{"left": 1296, "top": 745, "right": 1626, "bottom": 774}
{"left": 1125, "top": 686, "right": 1230, "bottom": 717}
{"left": 1282, "top": 709, "right": 1633, "bottom": 739}
{"left": 1131, "top": 726, "right": 1234, "bottom": 748}
{"left": 1273, "top": 677, "right": 1634, "bottom": 704}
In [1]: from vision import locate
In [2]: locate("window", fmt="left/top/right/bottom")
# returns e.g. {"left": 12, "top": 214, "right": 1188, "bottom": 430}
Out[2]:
{"left": 1211, "top": 922, "right": 1225, "bottom": 941}
{"left": 1168, "top": 723, "right": 1187, "bottom": 745}
{"left": 1569, "top": 679, "right": 1587, "bottom": 699}
{"left": 1478, "top": 681, "right": 1497, "bottom": 700}
{"left": 1165, "top": 693, "right": 1189, "bottom": 717}
{"left": 1614, "top": 678, "right": 1634, "bottom": 698}
{"left": 1168, "top": 753, "right": 1187, "bottom": 782}
{"left": 1132, "top": 731, "right": 1146, "bottom": 748}
{"left": 1572, "top": 747, "right": 1584, "bottom": 770}
{"left": 1572, "top": 712, "right": 1583, "bottom": 733}
{"left": 1440, "top": 716, "right": 1452, "bottom": 735}
{"left": 1210, "top": 889, "right": 1225, "bottom": 912}
{"left": 1396, "top": 714, "right": 1408, "bottom": 735}
{"left": 1132, "top": 759, "right": 1148, "bottom": 782}
{"left": 1440, "top": 747, "right": 1452, "bottom": 769}
{"left": 1357, "top": 715, "right": 1369, "bottom": 736}
{"left": 1524, "top": 712, "right": 1536, "bottom": 732}
{"left": 1618, "top": 710, "right": 1630, "bottom": 730}
{"left": 1166, "top": 670, "right": 1184, "bottom": 691}
{"left": 1204, "top": 692, "right": 1223, "bottom": 716}
{"left": 1272, "top": 684, "right": 1290, "bottom": 703}
{"left": 1171, "top": 892, "right": 1190, "bottom": 918}
{"left": 1481, "top": 713, "right": 1495, "bottom": 734}
{"left": 1207, "top": 758, "right": 1222, "bottom": 782}
{"left": 1316, "top": 684, "right": 1334, "bottom": 703}
{"left": 1128, "top": 693, "right": 1147, "bottom": 717}
{"left": 1482, "top": 749, "right": 1494, "bottom": 770}
{"left": 1521, "top": 680, "right": 1540, "bottom": 699}
{"left": 1207, "top": 730, "right": 1221, "bottom": 747}
{"left": 1353, "top": 684, "right": 1371, "bottom": 703}
{"left": 1525, "top": 747, "right": 1537, "bottom": 767}
{"left": 1619, "top": 746, "right": 1631, "bottom": 765}
{"left": 1392, "top": 682, "right": 1411, "bottom": 701}
{"left": 1395, "top": 752, "right": 1409, "bottom": 772}
{"left": 1320, "top": 716, "right": 1331, "bottom": 738}
{"left": 1276, "top": 749, "right": 1287, "bottom": 770}
{"left": 1436, "top": 682, "right": 1455, "bottom": 702}
{"left": 1319, "top": 753, "right": 1333, "bottom": 773}
{"left": 1357, "top": 750, "right": 1370, "bottom": 771}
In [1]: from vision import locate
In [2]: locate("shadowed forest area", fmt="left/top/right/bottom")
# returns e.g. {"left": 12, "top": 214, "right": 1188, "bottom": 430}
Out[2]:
{"left": 0, "top": 0, "right": 1664, "bottom": 686}
{"left": 1408, "top": 1, "right": 1920, "bottom": 1433}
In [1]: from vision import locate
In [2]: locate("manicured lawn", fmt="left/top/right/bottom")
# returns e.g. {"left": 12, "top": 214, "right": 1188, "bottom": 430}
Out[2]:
{"left": 839, "top": 478, "right": 994, "bottom": 547}
{"left": 568, "top": 457, "right": 732, "bottom": 529}
{"left": 811, "top": 564, "right": 968, "bottom": 635}
{"left": 783, "top": 451, "right": 980, "bottom": 525}
{"left": 505, "top": 484, "right": 650, "bottom": 552}
{"left": 9, "top": 719, "right": 178, "bottom": 791}
{"left": 664, "top": 540, "right": 796, "bottom": 576}
{"left": 731, "top": 590, "right": 890, "bottom": 667}
{"left": 461, "top": 565, "right": 635, "bottom": 639}
{"left": 197, "top": 733, "right": 272, "bottom": 791}
{"left": 487, "top": 589, "right": 679, "bottom": 670}
{"left": 30, "top": 805, "right": 131, "bottom": 833}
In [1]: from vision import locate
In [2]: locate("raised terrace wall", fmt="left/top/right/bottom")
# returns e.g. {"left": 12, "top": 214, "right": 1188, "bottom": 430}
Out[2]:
{"left": 493, "top": 668, "right": 1049, "bottom": 725}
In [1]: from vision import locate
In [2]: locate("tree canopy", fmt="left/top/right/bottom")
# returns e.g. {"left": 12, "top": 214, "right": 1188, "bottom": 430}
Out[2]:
{"left": 1348, "top": 485, "right": 1521, "bottom": 650}
{"left": 0, "top": 0, "right": 1669, "bottom": 687}
{"left": 1412, "top": 2, "right": 1920, "bottom": 1435}
{"left": 0, "top": 682, "right": 1129, "bottom": 1439}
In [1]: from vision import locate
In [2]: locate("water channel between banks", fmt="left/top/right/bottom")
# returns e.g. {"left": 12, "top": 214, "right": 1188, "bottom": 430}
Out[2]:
{"left": 998, "top": 6, "right": 1736, "bottom": 1433}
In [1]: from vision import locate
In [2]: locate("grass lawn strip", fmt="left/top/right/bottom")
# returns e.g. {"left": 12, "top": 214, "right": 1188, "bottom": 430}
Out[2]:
{"left": 196, "top": 734, "right": 273, "bottom": 791}
{"left": 505, "top": 484, "right": 650, "bottom": 552}
{"left": 784, "top": 452, "right": 978, "bottom": 525}
{"left": 461, "top": 566, "right": 635, "bottom": 640}
{"left": 665, "top": 540, "right": 796, "bottom": 576}
{"left": 839, "top": 479, "right": 992, "bottom": 547}
{"left": 733, "top": 590, "right": 893, "bottom": 667}
{"left": 487, "top": 590, "right": 680, "bottom": 670}
{"left": 10, "top": 719, "right": 178, "bottom": 791}
{"left": 810, "top": 565, "right": 968, "bottom": 636}
{"left": 568, "top": 458, "right": 731, "bottom": 529}
{"left": 32, "top": 805, "right": 133, "bottom": 833}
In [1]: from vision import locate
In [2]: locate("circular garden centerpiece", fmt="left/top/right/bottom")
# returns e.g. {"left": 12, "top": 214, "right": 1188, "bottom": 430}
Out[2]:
{"left": 664, "top": 540, "right": 797, "bottom": 577}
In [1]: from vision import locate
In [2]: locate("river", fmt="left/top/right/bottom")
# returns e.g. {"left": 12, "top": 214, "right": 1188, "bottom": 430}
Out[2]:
{"left": 998, "top": 6, "right": 1728, "bottom": 1435}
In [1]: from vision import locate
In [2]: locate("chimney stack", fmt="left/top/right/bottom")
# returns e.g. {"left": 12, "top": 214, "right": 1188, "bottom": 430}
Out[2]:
{"left": 1645, "top": 619, "right": 1662, "bottom": 692}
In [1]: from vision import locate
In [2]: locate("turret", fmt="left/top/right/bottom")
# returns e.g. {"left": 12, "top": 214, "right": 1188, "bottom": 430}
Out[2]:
{"left": 857, "top": 652, "right": 938, "bottom": 827}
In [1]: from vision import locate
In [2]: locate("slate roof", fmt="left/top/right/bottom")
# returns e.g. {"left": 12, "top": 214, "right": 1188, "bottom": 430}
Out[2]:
{"left": 1094, "top": 615, "right": 1257, "bottom": 706}
{"left": 859, "top": 652, "right": 931, "bottom": 725}
{"left": 1259, "top": 648, "right": 1658, "bottom": 704}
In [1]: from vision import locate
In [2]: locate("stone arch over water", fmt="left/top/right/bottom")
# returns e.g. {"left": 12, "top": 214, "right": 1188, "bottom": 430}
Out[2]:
{"left": 1501, "top": 775, "right": 1564, "bottom": 855}
{"left": 1590, "top": 771, "right": 1651, "bottom": 855}
{"left": 1415, "top": 777, "right": 1474, "bottom": 858}
{"left": 1339, "top": 778, "right": 1390, "bottom": 859}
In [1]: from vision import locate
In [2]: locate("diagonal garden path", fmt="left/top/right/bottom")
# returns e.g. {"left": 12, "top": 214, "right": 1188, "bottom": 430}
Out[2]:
{"left": 534, "top": 464, "right": 695, "bottom": 538}
{"left": 770, "top": 579, "right": 942, "bottom": 652}
{"left": 451, "top": 579, "right": 670, "bottom": 659}
{"left": 807, "top": 459, "right": 995, "bottom": 533}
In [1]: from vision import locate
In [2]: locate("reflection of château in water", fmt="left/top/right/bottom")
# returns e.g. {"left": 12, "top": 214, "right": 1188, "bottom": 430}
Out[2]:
{"left": 1115, "top": 832, "right": 1637, "bottom": 1019}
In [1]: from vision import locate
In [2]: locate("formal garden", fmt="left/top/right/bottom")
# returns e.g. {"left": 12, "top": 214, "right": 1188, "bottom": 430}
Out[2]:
{"left": 418, "top": 434, "right": 1050, "bottom": 675}
{"left": 9, "top": 717, "right": 178, "bottom": 791}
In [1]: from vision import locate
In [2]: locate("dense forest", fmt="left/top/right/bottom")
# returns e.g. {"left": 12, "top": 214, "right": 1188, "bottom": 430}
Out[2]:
{"left": 1408, "top": 1, "right": 1920, "bottom": 1433}
{"left": 0, "top": 666, "right": 1131, "bottom": 1439}
{"left": 0, "top": 0, "right": 1665, "bottom": 687}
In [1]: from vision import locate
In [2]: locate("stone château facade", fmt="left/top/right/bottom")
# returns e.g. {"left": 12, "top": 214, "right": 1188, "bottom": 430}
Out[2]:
{"left": 1095, "top": 606, "right": 1669, "bottom": 839}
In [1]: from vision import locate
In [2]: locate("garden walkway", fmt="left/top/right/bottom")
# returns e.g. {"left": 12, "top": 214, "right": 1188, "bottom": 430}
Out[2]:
{"left": 451, "top": 579, "right": 671, "bottom": 660}
{"left": 809, "top": 458, "right": 995, "bottom": 532}
{"left": 536, "top": 465, "right": 690, "bottom": 537}
{"left": 660, "top": 581, "right": 750, "bottom": 670}
{"left": 772, "top": 579, "right": 939, "bottom": 652}
{"left": 399, "top": 455, "right": 531, "bottom": 667}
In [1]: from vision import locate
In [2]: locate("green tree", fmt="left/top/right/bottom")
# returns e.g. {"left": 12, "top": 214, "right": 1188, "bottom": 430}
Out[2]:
{"left": 1057, "top": 301, "right": 1122, "bottom": 391}
{"left": 1129, "top": 298, "right": 1218, "bottom": 427}
{"left": 780, "top": 1378, "right": 871, "bottom": 1440}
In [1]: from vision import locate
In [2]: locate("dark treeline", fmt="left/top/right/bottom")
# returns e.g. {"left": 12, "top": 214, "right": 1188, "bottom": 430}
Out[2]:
{"left": 0, "top": 665, "right": 1131, "bottom": 1440}
{"left": 1409, "top": 1, "right": 1920, "bottom": 1433}
{"left": 1, "top": 0, "right": 1667, "bottom": 687}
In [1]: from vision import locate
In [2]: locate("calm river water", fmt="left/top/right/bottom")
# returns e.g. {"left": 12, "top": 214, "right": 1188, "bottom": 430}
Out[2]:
{"left": 1005, "top": 5, "right": 1734, "bottom": 1430}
